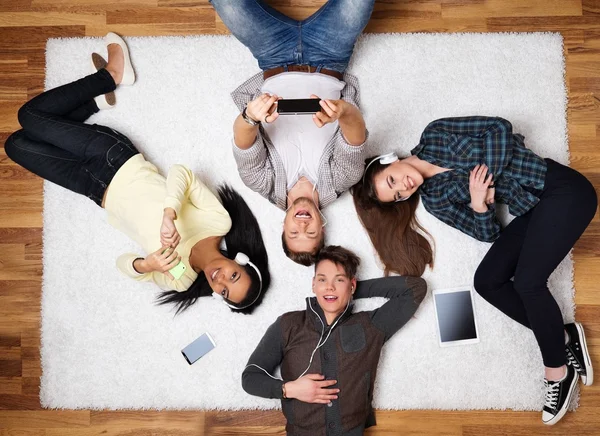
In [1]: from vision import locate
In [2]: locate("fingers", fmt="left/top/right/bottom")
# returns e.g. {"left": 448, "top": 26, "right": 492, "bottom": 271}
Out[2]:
{"left": 317, "top": 379, "right": 338, "bottom": 388}
{"left": 305, "top": 374, "right": 325, "bottom": 381}
{"left": 312, "top": 111, "right": 330, "bottom": 128}
{"left": 470, "top": 164, "right": 492, "bottom": 186}
{"left": 264, "top": 94, "right": 278, "bottom": 112}
{"left": 310, "top": 94, "right": 320, "bottom": 99}
{"left": 319, "top": 99, "right": 338, "bottom": 118}
{"left": 165, "top": 271, "right": 175, "bottom": 280}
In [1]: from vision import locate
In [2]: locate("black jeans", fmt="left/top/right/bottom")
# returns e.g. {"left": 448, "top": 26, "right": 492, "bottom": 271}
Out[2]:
{"left": 474, "top": 159, "right": 598, "bottom": 368}
{"left": 4, "top": 69, "right": 139, "bottom": 206}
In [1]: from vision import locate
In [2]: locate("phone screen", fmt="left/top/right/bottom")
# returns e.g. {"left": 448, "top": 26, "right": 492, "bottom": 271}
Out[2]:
{"left": 181, "top": 332, "right": 216, "bottom": 365}
{"left": 277, "top": 98, "right": 322, "bottom": 114}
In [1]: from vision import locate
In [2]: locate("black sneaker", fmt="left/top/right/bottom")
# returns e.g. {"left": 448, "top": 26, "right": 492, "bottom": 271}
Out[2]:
{"left": 542, "top": 364, "right": 579, "bottom": 425}
{"left": 565, "top": 322, "right": 593, "bottom": 386}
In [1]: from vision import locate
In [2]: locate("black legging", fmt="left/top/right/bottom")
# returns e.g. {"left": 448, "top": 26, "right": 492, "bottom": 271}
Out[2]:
{"left": 474, "top": 158, "right": 597, "bottom": 368}
{"left": 4, "top": 69, "right": 139, "bottom": 206}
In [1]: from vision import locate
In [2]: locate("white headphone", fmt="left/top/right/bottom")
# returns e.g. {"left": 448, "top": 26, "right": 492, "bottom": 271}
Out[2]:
{"left": 362, "top": 152, "right": 409, "bottom": 202}
{"left": 219, "top": 252, "right": 263, "bottom": 310}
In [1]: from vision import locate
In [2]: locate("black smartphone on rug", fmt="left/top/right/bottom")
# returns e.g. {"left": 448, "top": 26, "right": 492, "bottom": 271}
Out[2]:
{"left": 277, "top": 98, "right": 322, "bottom": 115}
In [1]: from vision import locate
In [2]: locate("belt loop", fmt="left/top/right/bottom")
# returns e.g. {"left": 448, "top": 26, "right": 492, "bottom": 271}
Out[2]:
{"left": 283, "top": 64, "right": 289, "bottom": 72}
{"left": 315, "top": 65, "right": 323, "bottom": 73}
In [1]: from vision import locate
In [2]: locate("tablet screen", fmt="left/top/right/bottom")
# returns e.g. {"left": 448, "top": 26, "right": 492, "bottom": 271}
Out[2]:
{"left": 434, "top": 290, "right": 478, "bottom": 343}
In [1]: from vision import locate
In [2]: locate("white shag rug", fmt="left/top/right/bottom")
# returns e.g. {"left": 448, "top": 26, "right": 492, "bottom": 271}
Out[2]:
{"left": 41, "top": 33, "right": 574, "bottom": 411}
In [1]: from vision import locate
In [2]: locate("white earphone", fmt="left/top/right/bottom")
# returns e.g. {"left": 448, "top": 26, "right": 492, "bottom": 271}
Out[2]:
{"left": 362, "top": 152, "right": 409, "bottom": 202}
{"left": 218, "top": 252, "right": 263, "bottom": 310}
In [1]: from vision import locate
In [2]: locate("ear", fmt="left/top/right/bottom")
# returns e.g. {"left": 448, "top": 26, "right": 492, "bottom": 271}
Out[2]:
{"left": 351, "top": 278, "right": 357, "bottom": 295}
{"left": 312, "top": 276, "right": 316, "bottom": 295}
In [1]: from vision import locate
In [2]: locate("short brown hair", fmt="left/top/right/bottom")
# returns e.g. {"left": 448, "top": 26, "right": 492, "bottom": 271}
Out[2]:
{"left": 315, "top": 245, "right": 360, "bottom": 278}
{"left": 281, "top": 232, "right": 325, "bottom": 266}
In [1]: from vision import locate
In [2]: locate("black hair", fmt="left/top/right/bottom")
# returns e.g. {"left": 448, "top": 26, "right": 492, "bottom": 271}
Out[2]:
{"left": 156, "top": 185, "right": 271, "bottom": 315}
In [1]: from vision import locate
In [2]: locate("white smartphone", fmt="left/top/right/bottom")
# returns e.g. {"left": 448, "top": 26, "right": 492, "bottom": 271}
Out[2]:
{"left": 181, "top": 332, "right": 216, "bottom": 365}
{"left": 432, "top": 287, "right": 480, "bottom": 347}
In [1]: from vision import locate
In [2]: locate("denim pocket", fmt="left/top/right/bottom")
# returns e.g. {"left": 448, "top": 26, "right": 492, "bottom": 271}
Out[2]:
{"left": 105, "top": 142, "right": 126, "bottom": 167}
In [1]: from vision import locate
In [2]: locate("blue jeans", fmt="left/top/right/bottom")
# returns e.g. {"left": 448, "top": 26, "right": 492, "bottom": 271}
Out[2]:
{"left": 4, "top": 69, "right": 139, "bottom": 207}
{"left": 210, "top": 0, "right": 375, "bottom": 72}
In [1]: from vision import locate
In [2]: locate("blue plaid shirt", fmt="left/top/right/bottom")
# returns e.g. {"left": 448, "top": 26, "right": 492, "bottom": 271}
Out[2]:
{"left": 412, "top": 117, "right": 547, "bottom": 242}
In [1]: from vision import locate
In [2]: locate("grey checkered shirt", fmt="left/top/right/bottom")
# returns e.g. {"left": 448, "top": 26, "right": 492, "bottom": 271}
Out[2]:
{"left": 231, "top": 72, "right": 369, "bottom": 211}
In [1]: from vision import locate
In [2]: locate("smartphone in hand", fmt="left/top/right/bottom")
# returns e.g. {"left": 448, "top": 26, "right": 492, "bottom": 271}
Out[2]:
{"left": 277, "top": 98, "right": 322, "bottom": 115}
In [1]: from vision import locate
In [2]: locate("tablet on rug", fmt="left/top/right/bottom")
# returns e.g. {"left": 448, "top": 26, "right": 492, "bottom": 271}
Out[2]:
{"left": 433, "top": 287, "right": 480, "bottom": 347}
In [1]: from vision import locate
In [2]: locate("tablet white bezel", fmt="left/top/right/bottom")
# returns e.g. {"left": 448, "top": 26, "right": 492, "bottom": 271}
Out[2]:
{"left": 432, "top": 286, "right": 480, "bottom": 348}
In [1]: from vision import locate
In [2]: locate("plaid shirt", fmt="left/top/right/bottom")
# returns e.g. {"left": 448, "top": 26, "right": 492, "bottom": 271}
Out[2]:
{"left": 412, "top": 116, "right": 547, "bottom": 242}
{"left": 230, "top": 72, "right": 369, "bottom": 211}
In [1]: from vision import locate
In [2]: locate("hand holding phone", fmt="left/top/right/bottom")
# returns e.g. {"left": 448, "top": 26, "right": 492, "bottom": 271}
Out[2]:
{"left": 246, "top": 93, "right": 280, "bottom": 124}
{"left": 310, "top": 95, "right": 345, "bottom": 128}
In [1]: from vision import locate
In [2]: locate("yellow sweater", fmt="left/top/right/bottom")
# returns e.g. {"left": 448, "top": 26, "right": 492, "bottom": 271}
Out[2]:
{"left": 105, "top": 154, "right": 232, "bottom": 291}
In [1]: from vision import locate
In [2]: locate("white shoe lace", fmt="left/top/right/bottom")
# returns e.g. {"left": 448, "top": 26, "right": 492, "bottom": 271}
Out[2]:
{"left": 566, "top": 348, "right": 582, "bottom": 371}
{"left": 544, "top": 379, "right": 560, "bottom": 410}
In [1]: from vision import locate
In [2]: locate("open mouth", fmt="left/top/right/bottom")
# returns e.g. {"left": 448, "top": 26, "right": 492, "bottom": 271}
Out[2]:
{"left": 210, "top": 268, "right": 220, "bottom": 282}
{"left": 406, "top": 176, "right": 414, "bottom": 189}
{"left": 323, "top": 295, "right": 338, "bottom": 303}
{"left": 295, "top": 209, "right": 312, "bottom": 219}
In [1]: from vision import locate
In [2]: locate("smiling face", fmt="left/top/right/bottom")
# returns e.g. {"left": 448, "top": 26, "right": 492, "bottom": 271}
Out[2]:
{"left": 312, "top": 259, "right": 357, "bottom": 324}
{"left": 373, "top": 159, "right": 424, "bottom": 203}
{"left": 283, "top": 197, "right": 324, "bottom": 255}
{"left": 203, "top": 257, "right": 251, "bottom": 304}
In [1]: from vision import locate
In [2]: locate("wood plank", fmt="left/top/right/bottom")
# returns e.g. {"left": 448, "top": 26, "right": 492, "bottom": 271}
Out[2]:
{"left": 0, "top": 411, "right": 90, "bottom": 428}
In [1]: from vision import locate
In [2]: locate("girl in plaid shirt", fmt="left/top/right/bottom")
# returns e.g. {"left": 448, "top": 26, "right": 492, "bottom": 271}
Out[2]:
{"left": 353, "top": 116, "right": 597, "bottom": 426}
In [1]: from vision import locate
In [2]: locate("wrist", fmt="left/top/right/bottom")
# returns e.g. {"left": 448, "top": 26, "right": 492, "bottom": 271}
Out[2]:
{"left": 242, "top": 107, "right": 259, "bottom": 126}
{"left": 471, "top": 202, "right": 488, "bottom": 213}
{"left": 283, "top": 381, "right": 295, "bottom": 399}
{"left": 132, "top": 258, "right": 148, "bottom": 274}
{"left": 163, "top": 207, "right": 177, "bottom": 220}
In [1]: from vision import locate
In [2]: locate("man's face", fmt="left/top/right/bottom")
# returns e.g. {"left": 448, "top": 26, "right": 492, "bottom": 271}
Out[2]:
{"left": 283, "top": 197, "right": 323, "bottom": 255}
{"left": 312, "top": 260, "right": 356, "bottom": 322}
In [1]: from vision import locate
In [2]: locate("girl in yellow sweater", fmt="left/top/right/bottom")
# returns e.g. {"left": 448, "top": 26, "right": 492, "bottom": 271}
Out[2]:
{"left": 5, "top": 33, "right": 271, "bottom": 314}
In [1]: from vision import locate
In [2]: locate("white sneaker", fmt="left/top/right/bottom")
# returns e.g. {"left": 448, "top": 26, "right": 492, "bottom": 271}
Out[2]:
{"left": 91, "top": 53, "right": 116, "bottom": 110}
{"left": 105, "top": 32, "right": 135, "bottom": 86}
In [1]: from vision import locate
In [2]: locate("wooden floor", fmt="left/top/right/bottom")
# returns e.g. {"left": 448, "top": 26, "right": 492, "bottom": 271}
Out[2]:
{"left": 1, "top": 0, "right": 599, "bottom": 435}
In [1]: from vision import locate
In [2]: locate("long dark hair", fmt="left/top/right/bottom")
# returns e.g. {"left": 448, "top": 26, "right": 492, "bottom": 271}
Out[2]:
{"left": 156, "top": 185, "right": 271, "bottom": 315}
{"left": 351, "top": 157, "right": 434, "bottom": 277}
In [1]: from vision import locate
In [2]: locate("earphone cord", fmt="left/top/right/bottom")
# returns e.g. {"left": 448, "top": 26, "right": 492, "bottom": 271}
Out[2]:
{"left": 244, "top": 299, "right": 350, "bottom": 383}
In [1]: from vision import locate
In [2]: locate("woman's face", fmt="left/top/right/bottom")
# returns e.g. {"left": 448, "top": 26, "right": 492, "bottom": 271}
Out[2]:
{"left": 312, "top": 260, "right": 356, "bottom": 322}
{"left": 204, "top": 257, "right": 251, "bottom": 304}
{"left": 373, "top": 159, "right": 424, "bottom": 203}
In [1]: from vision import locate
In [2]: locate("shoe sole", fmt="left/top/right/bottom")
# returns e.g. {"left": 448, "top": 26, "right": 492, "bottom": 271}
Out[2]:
{"left": 90, "top": 53, "right": 116, "bottom": 107}
{"left": 574, "top": 322, "right": 593, "bottom": 386}
{"left": 543, "top": 371, "right": 579, "bottom": 426}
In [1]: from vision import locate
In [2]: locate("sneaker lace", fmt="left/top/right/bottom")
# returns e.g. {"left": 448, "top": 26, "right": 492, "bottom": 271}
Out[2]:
{"left": 544, "top": 379, "right": 560, "bottom": 410}
{"left": 566, "top": 348, "right": 581, "bottom": 371}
